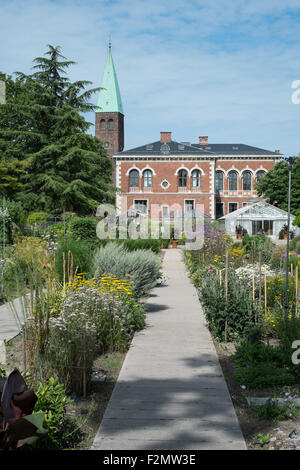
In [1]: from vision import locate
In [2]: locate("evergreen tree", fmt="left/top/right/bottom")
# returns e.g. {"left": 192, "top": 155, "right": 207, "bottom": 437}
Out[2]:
{"left": 0, "top": 73, "right": 28, "bottom": 198}
{"left": 1, "top": 46, "right": 114, "bottom": 215}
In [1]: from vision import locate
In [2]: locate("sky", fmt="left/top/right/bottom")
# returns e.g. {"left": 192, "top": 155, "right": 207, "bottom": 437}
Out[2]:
{"left": 1, "top": 0, "right": 300, "bottom": 156}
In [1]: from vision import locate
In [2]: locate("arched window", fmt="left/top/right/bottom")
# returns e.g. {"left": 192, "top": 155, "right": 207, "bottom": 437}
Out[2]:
{"left": 143, "top": 169, "right": 152, "bottom": 188}
{"left": 228, "top": 171, "right": 238, "bottom": 191}
{"left": 100, "top": 119, "right": 106, "bottom": 129}
{"left": 129, "top": 169, "right": 139, "bottom": 188}
{"left": 108, "top": 119, "right": 114, "bottom": 130}
{"left": 256, "top": 170, "right": 266, "bottom": 182}
{"left": 215, "top": 171, "right": 224, "bottom": 191}
{"left": 242, "top": 171, "right": 252, "bottom": 190}
{"left": 178, "top": 169, "right": 188, "bottom": 187}
{"left": 191, "top": 170, "right": 201, "bottom": 188}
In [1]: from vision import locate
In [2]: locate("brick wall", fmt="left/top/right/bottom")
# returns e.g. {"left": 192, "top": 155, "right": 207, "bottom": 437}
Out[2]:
{"left": 95, "top": 112, "right": 124, "bottom": 158}
{"left": 115, "top": 156, "right": 278, "bottom": 219}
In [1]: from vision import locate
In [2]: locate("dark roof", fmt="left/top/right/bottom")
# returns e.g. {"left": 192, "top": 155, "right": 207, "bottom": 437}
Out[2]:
{"left": 116, "top": 140, "right": 214, "bottom": 156}
{"left": 192, "top": 143, "right": 280, "bottom": 155}
{"left": 116, "top": 140, "right": 281, "bottom": 157}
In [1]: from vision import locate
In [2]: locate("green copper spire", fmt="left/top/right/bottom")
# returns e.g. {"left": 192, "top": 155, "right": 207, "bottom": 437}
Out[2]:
{"left": 96, "top": 45, "right": 124, "bottom": 114}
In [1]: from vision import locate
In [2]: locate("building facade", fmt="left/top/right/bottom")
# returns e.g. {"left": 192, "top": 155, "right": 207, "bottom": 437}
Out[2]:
{"left": 95, "top": 50, "right": 282, "bottom": 219}
{"left": 113, "top": 132, "right": 281, "bottom": 219}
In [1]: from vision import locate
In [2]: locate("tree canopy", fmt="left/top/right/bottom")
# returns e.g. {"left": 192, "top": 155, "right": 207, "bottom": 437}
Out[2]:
{"left": 0, "top": 45, "right": 114, "bottom": 215}
{"left": 255, "top": 157, "right": 300, "bottom": 216}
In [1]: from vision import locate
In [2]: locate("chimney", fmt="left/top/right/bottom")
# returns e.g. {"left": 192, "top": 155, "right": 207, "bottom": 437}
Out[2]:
{"left": 160, "top": 132, "right": 172, "bottom": 143}
{"left": 275, "top": 149, "right": 280, "bottom": 154}
{"left": 199, "top": 136, "right": 208, "bottom": 145}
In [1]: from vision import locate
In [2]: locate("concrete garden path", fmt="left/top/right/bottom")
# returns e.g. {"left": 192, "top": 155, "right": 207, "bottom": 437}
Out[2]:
{"left": 0, "top": 297, "right": 24, "bottom": 342}
{"left": 92, "top": 249, "right": 246, "bottom": 450}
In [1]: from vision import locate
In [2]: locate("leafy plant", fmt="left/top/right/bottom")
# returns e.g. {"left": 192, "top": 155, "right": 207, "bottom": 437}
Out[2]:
{"left": 93, "top": 242, "right": 161, "bottom": 297}
{"left": 32, "top": 376, "right": 82, "bottom": 449}
{"left": 199, "top": 269, "right": 258, "bottom": 341}
{"left": 118, "top": 238, "right": 161, "bottom": 254}
{"left": 254, "top": 432, "right": 270, "bottom": 446}
{"left": 55, "top": 236, "right": 94, "bottom": 283}
{"left": 242, "top": 234, "right": 274, "bottom": 264}
{"left": 253, "top": 398, "right": 298, "bottom": 421}
{"left": 0, "top": 368, "right": 48, "bottom": 450}
{"left": 68, "top": 217, "right": 98, "bottom": 242}
{"left": 234, "top": 363, "right": 297, "bottom": 389}
{"left": 26, "top": 211, "right": 50, "bottom": 225}
{"left": 233, "top": 340, "right": 288, "bottom": 368}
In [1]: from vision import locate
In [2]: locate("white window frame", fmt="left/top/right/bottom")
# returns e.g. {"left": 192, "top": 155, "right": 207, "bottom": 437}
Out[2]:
{"left": 161, "top": 205, "right": 169, "bottom": 218}
{"left": 133, "top": 199, "right": 148, "bottom": 214}
{"left": 184, "top": 199, "right": 195, "bottom": 214}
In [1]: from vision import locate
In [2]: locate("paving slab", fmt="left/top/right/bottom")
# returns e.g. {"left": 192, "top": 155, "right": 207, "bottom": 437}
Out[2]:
{"left": 0, "top": 297, "right": 25, "bottom": 342}
{"left": 92, "top": 249, "right": 246, "bottom": 450}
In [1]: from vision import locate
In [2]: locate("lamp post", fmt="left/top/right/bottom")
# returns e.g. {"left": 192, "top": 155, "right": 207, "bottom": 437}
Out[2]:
{"left": 284, "top": 157, "right": 295, "bottom": 338}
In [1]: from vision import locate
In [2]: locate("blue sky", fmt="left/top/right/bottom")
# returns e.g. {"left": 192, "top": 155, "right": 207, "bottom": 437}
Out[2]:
{"left": 1, "top": 0, "right": 300, "bottom": 155}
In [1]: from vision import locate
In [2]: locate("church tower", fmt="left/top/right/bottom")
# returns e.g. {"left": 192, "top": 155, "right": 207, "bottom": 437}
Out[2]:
{"left": 95, "top": 44, "right": 124, "bottom": 159}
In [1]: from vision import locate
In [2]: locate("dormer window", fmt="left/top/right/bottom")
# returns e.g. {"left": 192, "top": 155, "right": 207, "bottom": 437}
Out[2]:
{"left": 160, "top": 143, "right": 170, "bottom": 154}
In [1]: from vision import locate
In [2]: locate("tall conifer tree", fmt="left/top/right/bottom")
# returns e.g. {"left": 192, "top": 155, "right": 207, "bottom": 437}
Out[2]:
{"left": 1, "top": 45, "right": 114, "bottom": 214}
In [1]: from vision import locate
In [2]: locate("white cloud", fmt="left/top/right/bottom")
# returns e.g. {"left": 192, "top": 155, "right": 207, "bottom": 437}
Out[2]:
{"left": 1, "top": 0, "right": 300, "bottom": 155}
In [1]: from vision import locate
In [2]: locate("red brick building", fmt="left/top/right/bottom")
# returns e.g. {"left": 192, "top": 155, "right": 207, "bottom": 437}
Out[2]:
{"left": 113, "top": 132, "right": 281, "bottom": 219}
{"left": 95, "top": 48, "right": 282, "bottom": 219}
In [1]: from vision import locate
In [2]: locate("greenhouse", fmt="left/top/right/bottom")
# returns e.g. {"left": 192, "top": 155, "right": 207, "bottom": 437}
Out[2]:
{"left": 220, "top": 200, "right": 300, "bottom": 240}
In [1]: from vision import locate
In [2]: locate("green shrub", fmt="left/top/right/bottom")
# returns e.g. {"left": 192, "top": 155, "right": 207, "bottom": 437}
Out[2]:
{"left": 234, "top": 363, "right": 297, "bottom": 389}
{"left": 55, "top": 237, "right": 94, "bottom": 282}
{"left": 32, "top": 377, "right": 82, "bottom": 449}
{"left": 26, "top": 211, "right": 50, "bottom": 225}
{"left": 118, "top": 238, "right": 161, "bottom": 253}
{"left": 45, "top": 222, "right": 64, "bottom": 239}
{"left": 289, "top": 235, "right": 300, "bottom": 250}
{"left": 275, "top": 316, "right": 300, "bottom": 350}
{"left": 199, "top": 269, "right": 258, "bottom": 341}
{"left": 93, "top": 243, "right": 161, "bottom": 297}
{"left": 232, "top": 339, "right": 300, "bottom": 389}
{"left": 270, "top": 245, "right": 285, "bottom": 269}
{"left": 253, "top": 399, "right": 298, "bottom": 421}
{"left": 160, "top": 238, "right": 171, "bottom": 249}
{"left": 68, "top": 217, "right": 98, "bottom": 242}
{"left": 243, "top": 324, "right": 265, "bottom": 345}
{"left": 233, "top": 340, "right": 288, "bottom": 368}
{"left": 242, "top": 234, "right": 274, "bottom": 264}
